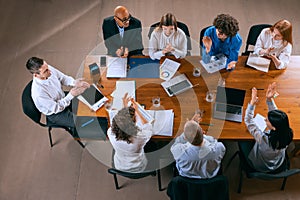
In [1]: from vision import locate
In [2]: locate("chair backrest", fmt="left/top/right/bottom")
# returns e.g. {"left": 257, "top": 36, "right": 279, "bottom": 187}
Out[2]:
{"left": 147, "top": 21, "right": 192, "bottom": 52}
{"left": 199, "top": 26, "right": 212, "bottom": 56}
{"left": 167, "top": 175, "right": 229, "bottom": 200}
{"left": 243, "top": 24, "right": 272, "bottom": 55}
{"left": 21, "top": 80, "right": 44, "bottom": 125}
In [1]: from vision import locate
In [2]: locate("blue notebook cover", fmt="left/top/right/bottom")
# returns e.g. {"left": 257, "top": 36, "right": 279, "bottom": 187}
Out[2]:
{"left": 127, "top": 58, "right": 160, "bottom": 78}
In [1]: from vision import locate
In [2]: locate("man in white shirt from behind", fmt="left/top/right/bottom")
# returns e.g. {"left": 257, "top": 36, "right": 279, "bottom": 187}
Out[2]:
{"left": 171, "top": 114, "right": 226, "bottom": 179}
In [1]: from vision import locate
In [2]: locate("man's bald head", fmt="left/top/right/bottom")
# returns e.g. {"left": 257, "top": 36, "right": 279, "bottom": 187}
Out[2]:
{"left": 114, "top": 6, "right": 128, "bottom": 16}
{"left": 114, "top": 6, "right": 130, "bottom": 27}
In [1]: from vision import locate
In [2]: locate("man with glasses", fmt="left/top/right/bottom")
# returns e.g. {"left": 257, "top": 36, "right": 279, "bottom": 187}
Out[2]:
{"left": 201, "top": 14, "right": 242, "bottom": 70}
{"left": 102, "top": 6, "right": 144, "bottom": 57}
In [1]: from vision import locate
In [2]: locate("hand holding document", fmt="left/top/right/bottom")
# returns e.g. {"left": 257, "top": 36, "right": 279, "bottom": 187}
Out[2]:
{"left": 253, "top": 113, "right": 267, "bottom": 132}
{"left": 111, "top": 81, "right": 136, "bottom": 110}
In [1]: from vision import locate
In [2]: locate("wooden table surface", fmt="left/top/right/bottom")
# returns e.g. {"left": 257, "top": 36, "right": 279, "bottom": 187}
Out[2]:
{"left": 77, "top": 55, "right": 300, "bottom": 141}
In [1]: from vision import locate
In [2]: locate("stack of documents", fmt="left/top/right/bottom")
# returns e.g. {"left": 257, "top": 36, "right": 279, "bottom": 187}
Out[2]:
{"left": 148, "top": 109, "right": 174, "bottom": 136}
{"left": 111, "top": 80, "right": 136, "bottom": 110}
{"left": 246, "top": 53, "right": 271, "bottom": 73}
{"left": 106, "top": 57, "right": 127, "bottom": 78}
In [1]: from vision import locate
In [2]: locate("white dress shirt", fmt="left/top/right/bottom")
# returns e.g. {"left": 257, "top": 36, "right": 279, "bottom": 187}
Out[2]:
{"left": 254, "top": 28, "right": 292, "bottom": 69}
{"left": 31, "top": 65, "right": 75, "bottom": 116}
{"left": 108, "top": 123, "right": 154, "bottom": 172}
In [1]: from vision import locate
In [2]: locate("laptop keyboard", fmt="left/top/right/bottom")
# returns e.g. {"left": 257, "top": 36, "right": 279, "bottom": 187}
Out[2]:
{"left": 167, "top": 80, "right": 190, "bottom": 95}
{"left": 216, "top": 104, "right": 242, "bottom": 114}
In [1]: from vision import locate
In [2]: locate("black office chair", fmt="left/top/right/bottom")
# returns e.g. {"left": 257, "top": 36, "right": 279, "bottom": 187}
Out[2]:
{"left": 242, "top": 24, "right": 272, "bottom": 55}
{"left": 167, "top": 175, "right": 229, "bottom": 200}
{"left": 227, "top": 140, "right": 300, "bottom": 193}
{"left": 199, "top": 26, "right": 212, "bottom": 56}
{"left": 21, "top": 80, "right": 84, "bottom": 148}
{"left": 107, "top": 168, "right": 163, "bottom": 191}
{"left": 148, "top": 21, "right": 192, "bottom": 56}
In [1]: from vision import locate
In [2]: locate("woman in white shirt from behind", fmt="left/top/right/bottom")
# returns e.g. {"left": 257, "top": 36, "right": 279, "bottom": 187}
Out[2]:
{"left": 254, "top": 19, "right": 293, "bottom": 69}
{"left": 107, "top": 94, "right": 154, "bottom": 172}
{"left": 149, "top": 13, "right": 187, "bottom": 60}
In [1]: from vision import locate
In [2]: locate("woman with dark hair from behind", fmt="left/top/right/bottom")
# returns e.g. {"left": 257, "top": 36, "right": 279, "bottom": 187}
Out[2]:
{"left": 254, "top": 19, "right": 293, "bottom": 69}
{"left": 107, "top": 93, "right": 154, "bottom": 173}
{"left": 245, "top": 82, "right": 293, "bottom": 172}
{"left": 149, "top": 13, "right": 187, "bottom": 60}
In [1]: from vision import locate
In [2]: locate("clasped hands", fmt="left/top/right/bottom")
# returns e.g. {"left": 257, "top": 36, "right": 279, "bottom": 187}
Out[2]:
{"left": 70, "top": 78, "right": 90, "bottom": 96}
{"left": 116, "top": 46, "right": 129, "bottom": 58}
{"left": 250, "top": 82, "right": 277, "bottom": 106}
{"left": 162, "top": 43, "right": 175, "bottom": 54}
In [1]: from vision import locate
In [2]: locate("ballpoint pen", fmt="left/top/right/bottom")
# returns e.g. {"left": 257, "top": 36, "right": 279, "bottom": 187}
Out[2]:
{"left": 199, "top": 122, "right": 214, "bottom": 126}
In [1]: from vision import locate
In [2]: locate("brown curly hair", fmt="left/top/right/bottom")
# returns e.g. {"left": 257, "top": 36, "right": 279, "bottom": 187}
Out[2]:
{"left": 213, "top": 14, "right": 239, "bottom": 37}
{"left": 111, "top": 106, "right": 138, "bottom": 144}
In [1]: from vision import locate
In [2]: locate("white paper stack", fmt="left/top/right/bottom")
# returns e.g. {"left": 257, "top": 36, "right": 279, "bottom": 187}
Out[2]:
{"left": 148, "top": 109, "right": 174, "bottom": 136}
{"left": 111, "top": 80, "right": 136, "bottom": 110}
{"left": 106, "top": 57, "right": 127, "bottom": 78}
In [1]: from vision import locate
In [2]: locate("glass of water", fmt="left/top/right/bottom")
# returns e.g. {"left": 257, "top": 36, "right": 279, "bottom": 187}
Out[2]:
{"left": 206, "top": 90, "right": 215, "bottom": 102}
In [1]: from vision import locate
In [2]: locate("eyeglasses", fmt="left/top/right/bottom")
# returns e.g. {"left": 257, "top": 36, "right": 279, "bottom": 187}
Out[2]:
{"left": 115, "top": 14, "right": 131, "bottom": 23}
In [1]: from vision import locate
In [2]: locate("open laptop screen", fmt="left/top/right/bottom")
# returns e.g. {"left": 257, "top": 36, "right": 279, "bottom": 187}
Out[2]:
{"left": 216, "top": 86, "right": 246, "bottom": 106}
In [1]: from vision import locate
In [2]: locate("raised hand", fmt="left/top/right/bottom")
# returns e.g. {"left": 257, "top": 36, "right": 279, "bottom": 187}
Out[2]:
{"left": 202, "top": 36, "right": 212, "bottom": 53}
{"left": 266, "top": 82, "right": 277, "bottom": 100}
{"left": 250, "top": 87, "right": 258, "bottom": 105}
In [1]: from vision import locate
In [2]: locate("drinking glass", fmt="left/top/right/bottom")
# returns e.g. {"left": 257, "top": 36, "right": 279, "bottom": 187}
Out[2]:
{"left": 193, "top": 67, "right": 201, "bottom": 77}
{"left": 205, "top": 91, "right": 215, "bottom": 102}
{"left": 152, "top": 97, "right": 160, "bottom": 107}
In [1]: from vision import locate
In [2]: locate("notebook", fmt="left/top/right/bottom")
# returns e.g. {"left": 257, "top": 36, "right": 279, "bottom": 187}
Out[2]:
{"left": 77, "top": 84, "right": 108, "bottom": 112}
{"left": 213, "top": 86, "right": 246, "bottom": 122}
{"left": 161, "top": 74, "right": 193, "bottom": 97}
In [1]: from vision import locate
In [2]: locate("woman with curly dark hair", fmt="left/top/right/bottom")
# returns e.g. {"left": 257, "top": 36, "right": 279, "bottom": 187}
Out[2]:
{"left": 107, "top": 93, "right": 154, "bottom": 172}
{"left": 202, "top": 14, "right": 242, "bottom": 70}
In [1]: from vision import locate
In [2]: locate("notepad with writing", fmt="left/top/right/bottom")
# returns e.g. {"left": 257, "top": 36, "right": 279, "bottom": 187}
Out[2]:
{"left": 160, "top": 58, "right": 181, "bottom": 81}
{"left": 106, "top": 57, "right": 127, "bottom": 78}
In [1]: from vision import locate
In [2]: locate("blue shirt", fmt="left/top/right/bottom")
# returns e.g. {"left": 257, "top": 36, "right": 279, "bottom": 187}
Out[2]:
{"left": 202, "top": 26, "right": 242, "bottom": 69}
{"left": 171, "top": 134, "right": 226, "bottom": 179}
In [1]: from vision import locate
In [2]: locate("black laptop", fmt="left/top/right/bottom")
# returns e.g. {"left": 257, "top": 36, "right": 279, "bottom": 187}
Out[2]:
{"left": 213, "top": 86, "right": 246, "bottom": 122}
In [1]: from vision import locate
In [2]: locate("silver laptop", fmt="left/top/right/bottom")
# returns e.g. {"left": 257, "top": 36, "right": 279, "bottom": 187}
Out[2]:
{"left": 161, "top": 74, "right": 193, "bottom": 97}
{"left": 213, "top": 86, "right": 246, "bottom": 122}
